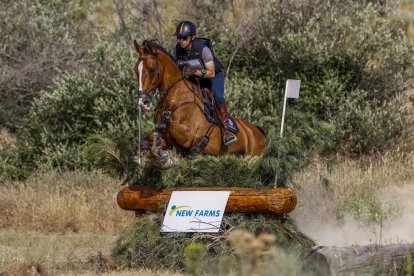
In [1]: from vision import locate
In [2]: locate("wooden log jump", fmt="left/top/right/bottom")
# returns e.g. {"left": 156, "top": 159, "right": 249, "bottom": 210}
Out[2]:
{"left": 117, "top": 186, "right": 297, "bottom": 215}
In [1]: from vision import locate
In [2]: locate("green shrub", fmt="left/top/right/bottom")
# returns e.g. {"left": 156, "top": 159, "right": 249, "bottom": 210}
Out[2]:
{"left": 226, "top": 73, "right": 283, "bottom": 131}
{"left": 0, "top": 152, "right": 28, "bottom": 181}
{"left": 0, "top": 0, "right": 94, "bottom": 130}
{"left": 20, "top": 41, "right": 152, "bottom": 170}
{"left": 84, "top": 134, "right": 263, "bottom": 189}
{"left": 336, "top": 94, "right": 408, "bottom": 153}
{"left": 183, "top": 243, "right": 206, "bottom": 275}
{"left": 220, "top": 0, "right": 414, "bottom": 154}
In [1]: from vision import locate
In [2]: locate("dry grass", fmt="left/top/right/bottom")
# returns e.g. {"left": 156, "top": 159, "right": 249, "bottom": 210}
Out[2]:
{"left": 0, "top": 170, "right": 183, "bottom": 274}
{"left": 294, "top": 150, "right": 414, "bottom": 218}
{"left": 0, "top": 230, "right": 182, "bottom": 275}
{"left": 0, "top": 231, "right": 116, "bottom": 274}
{"left": 0, "top": 128, "right": 16, "bottom": 151}
{"left": 0, "top": 170, "right": 135, "bottom": 234}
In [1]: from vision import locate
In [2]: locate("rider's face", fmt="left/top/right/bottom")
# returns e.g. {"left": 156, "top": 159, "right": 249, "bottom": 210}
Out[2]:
{"left": 177, "top": 36, "right": 192, "bottom": 49}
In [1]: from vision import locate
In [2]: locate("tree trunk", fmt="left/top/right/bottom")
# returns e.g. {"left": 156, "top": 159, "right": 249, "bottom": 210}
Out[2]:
{"left": 303, "top": 244, "right": 414, "bottom": 275}
{"left": 117, "top": 186, "right": 297, "bottom": 215}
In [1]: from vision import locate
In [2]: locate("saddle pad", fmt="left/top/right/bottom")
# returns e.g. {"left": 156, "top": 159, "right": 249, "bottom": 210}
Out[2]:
{"left": 204, "top": 106, "right": 218, "bottom": 125}
{"left": 228, "top": 116, "right": 239, "bottom": 134}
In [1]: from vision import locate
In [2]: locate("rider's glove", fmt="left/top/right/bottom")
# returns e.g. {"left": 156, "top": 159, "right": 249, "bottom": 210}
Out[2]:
{"left": 182, "top": 66, "right": 197, "bottom": 77}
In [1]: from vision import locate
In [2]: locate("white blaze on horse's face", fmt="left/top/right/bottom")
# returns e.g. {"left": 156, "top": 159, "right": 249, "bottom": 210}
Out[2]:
{"left": 138, "top": 61, "right": 143, "bottom": 92}
{"left": 137, "top": 60, "right": 152, "bottom": 111}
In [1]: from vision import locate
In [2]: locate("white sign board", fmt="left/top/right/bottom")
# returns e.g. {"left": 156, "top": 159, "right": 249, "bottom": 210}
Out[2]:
{"left": 161, "top": 191, "right": 230, "bottom": 233}
{"left": 286, "top": 79, "right": 301, "bottom": 98}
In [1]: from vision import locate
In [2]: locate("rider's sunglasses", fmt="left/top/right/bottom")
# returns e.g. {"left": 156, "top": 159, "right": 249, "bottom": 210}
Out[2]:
{"left": 177, "top": 36, "right": 190, "bottom": 41}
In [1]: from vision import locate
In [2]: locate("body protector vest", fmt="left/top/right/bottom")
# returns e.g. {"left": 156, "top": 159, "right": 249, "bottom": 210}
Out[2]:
{"left": 175, "top": 38, "right": 223, "bottom": 74}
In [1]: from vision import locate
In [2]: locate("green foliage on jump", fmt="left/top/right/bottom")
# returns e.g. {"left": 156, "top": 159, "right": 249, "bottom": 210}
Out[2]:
{"left": 83, "top": 109, "right": 333, "bottom": 189}
{"left": 84, "top": 134, "right": 265, "bottom": 189}
{"left": 259, "top": 111, "right": 335, "bottom": 186}
{"left": 112, "top": 214, "right": 315, "bottom": 272}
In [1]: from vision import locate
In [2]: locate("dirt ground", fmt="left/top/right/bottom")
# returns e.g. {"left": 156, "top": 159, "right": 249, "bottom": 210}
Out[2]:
{"left": 292, "top": 182, "right": 414, "bottom": 246}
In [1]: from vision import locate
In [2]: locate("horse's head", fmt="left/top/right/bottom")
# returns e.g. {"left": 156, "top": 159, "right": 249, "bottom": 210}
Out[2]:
{"left": 133, "top": 40, "right": 165, "bottom": 111}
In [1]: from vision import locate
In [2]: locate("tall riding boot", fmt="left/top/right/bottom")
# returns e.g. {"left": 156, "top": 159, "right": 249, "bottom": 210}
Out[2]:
{"left": 217, "top": 103, "right": 237, "bottom": 146}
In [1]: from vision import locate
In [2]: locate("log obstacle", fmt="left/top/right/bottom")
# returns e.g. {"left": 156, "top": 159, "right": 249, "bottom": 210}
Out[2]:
{"left": 303, "top": 244, "right": 414, "bottom": 274}
{"left": 117, "top": 186, "right": 297, "bottom": 215}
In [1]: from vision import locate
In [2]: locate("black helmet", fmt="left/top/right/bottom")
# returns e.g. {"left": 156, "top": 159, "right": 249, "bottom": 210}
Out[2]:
{"left": 175, "top": 21, "right": 196, "bottom": 37}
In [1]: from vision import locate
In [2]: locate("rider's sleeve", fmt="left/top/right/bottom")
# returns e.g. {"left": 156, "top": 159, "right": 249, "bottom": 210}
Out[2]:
{"left": 201, "top": 46, "right": 214, "bottom": 64}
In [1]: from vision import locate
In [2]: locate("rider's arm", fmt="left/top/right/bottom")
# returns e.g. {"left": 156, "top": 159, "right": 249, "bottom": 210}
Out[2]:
{"left": 194, "top": 46, "right": 215, "bottom": 78}
{"left": 195, "top": 61, "right": 215, "bottom": 78}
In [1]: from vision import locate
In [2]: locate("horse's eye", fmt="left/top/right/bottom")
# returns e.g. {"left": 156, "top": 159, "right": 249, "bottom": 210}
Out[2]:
{"left": 149, "top": 68, "right": 157, "bottom": 74}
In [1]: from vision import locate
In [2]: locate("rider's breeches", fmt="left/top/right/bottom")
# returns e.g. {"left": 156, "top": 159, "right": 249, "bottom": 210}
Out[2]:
{"left": 211, "top": 71, "right": 225, "bottom": 105}
{"left": 200, "top": 71, "right": 225, "bottom": 106}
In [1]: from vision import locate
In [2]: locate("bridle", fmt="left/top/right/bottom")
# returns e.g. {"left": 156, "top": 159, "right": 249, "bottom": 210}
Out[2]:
{"left": 137, "top": 55, "right": 164, "bottom": 102}
{"left": 138, "top": 54, "right": 188, "bottom": 103}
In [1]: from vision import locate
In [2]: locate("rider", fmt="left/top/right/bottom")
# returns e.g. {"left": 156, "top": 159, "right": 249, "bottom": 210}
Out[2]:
{"left": 172, "top": 20, "right": 237, "bottom": 146}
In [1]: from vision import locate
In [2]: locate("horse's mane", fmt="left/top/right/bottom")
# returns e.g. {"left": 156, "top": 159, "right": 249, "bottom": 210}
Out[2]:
{"left": 141, "top": 39, "right": 177, "bottom": 65}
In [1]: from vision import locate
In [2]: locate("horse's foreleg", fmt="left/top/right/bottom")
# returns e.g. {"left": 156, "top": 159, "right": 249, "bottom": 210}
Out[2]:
{"left": 146, "top": 131, "right": 170, "bottom": 151}
{"left": 149, "top": 131, "right": 174, "bottom": 167}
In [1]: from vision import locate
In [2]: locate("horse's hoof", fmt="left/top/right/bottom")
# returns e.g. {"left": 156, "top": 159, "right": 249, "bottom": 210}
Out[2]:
{"left": 160, "top": 157, "right": 174, "bottom": 168}
{"left": 155, "top": 122, "right": 167, "bottom": 131}
{"left": 141, "top": 139, "right": 151, "bottom": 150}
{"left": 190, "top": 147, "right": 201, "bottom": 154}
{"left": 159, "top": 153, "right": 169, "bottom": 164}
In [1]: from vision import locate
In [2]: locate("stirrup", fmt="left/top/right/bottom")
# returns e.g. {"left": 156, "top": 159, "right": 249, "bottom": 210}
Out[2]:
{"left": 223, "top": 131, "right": 237, "bottom": 146}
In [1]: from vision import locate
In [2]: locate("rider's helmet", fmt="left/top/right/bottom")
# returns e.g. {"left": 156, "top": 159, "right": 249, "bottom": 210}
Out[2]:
{"left": 175, "top": 21, "right": 196, "bottom": 37}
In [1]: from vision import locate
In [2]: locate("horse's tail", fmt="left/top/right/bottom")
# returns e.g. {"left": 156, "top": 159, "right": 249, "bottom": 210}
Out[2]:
{"left": 255, "top": 125, "right": 266, "bottom": 137}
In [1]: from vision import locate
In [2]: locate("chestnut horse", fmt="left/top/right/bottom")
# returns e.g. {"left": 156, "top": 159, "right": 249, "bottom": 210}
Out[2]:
{"left": 133, "top": 39, "right": 265, "bottom": 162}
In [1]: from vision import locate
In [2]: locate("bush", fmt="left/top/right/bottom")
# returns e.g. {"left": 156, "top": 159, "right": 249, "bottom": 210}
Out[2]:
{"left": 112, "top": 214, "right": 314, "bottom": 272}
{"left": 226, "top": 73, "right": 283, "bottom": 131}
{"left": 221, "top": 0, "right": 414, "bottom": 154}
{"left": 336, "top": 94, "right": 408, "bottom": 153}
{"left": 20, "top": 40, "right": 152, "bottom": 170}
{"left": 0, "top": 0, "right": 94, "bottom": 131}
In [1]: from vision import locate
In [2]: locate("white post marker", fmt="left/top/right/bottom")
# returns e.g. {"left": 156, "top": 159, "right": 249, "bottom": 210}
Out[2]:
{"left": 137, "top": 106, "right": 142, "bottom": 165}
{"left": 275, "top": 79, "right": 301, "bottom": 187}
{"left": 280, "top": 79, "right": 300, "bottom": 138}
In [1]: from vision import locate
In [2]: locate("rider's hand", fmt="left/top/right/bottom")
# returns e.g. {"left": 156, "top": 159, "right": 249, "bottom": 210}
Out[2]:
{"left": 182, "top": 66, "right": 196, "bottom": 77}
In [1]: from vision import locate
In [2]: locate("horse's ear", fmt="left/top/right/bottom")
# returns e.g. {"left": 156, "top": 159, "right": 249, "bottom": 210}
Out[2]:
{"left": 133, "top": 39, "right": 144, "bottom": 55}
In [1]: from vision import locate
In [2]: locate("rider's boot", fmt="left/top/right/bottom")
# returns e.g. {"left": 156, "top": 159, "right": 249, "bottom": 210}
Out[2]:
{"left": 217, "top": 103, "right": 237, "bottom": 146}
